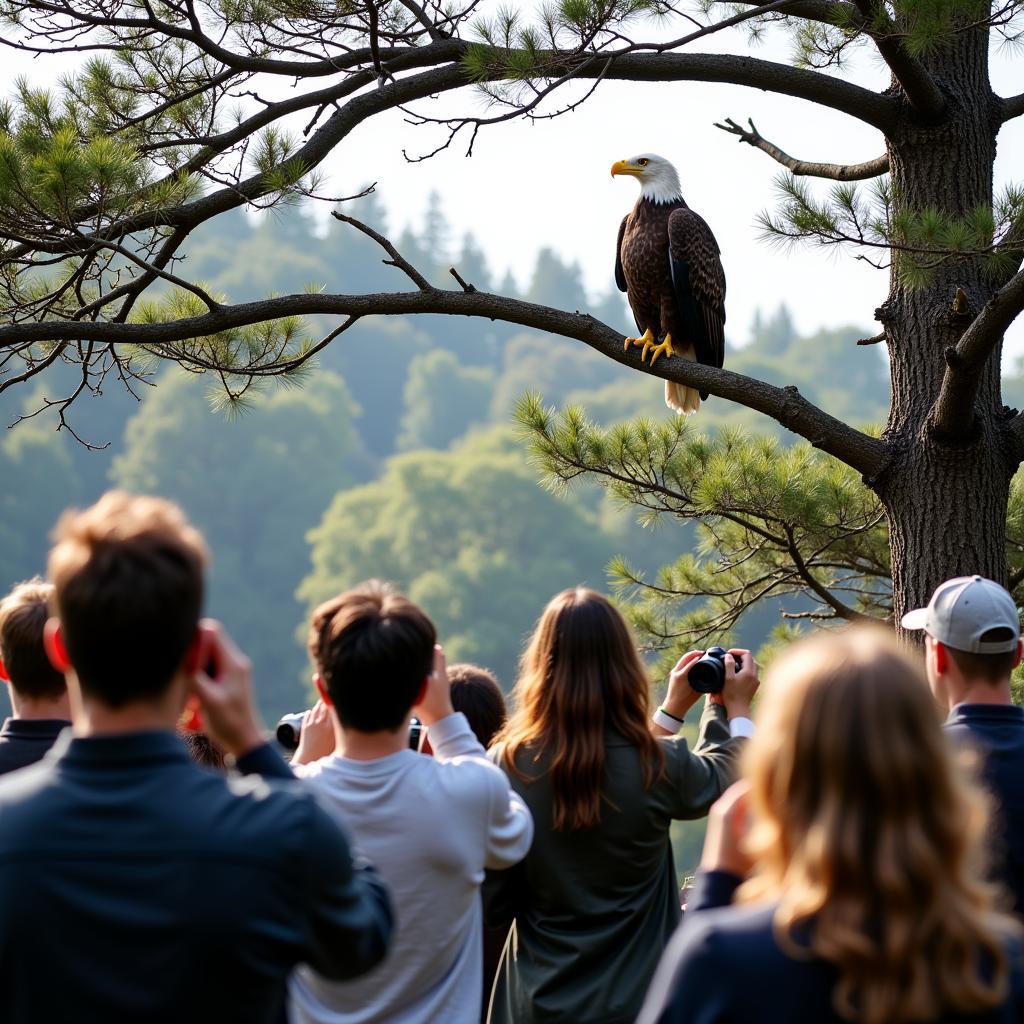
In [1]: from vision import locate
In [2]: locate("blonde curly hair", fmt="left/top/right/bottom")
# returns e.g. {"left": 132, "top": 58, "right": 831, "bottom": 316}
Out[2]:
{"left": 739, "top": 627, "right": 1020, "bottom": 1024}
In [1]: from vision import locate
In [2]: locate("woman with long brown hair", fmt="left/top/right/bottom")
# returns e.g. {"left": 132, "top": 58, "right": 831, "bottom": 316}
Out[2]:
{"left": 485, "top": 588, "right": 757, "bottom": 1024}
{"left": 639, "top": 627, "right": 1024, "bottom": 1024}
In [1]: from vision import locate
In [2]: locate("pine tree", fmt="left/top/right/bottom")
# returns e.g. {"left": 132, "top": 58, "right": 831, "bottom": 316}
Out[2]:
{"left": 0, "top": 1, "right": 1023, "bottom": 638}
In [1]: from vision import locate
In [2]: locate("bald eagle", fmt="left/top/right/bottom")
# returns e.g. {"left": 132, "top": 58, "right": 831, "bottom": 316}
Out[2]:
{"left": 612, "top": 153, "right": 726, "bottom": 415}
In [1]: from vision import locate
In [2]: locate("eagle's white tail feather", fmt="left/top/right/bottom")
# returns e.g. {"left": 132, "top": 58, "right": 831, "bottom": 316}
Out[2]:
{"left": 665, "top": 380, "right": 701, "bottom": 415}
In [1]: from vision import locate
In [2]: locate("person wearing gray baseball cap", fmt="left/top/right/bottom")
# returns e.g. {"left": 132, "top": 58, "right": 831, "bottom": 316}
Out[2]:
{"left": 903, "top": 575, "right": 1024, "bottom": 915}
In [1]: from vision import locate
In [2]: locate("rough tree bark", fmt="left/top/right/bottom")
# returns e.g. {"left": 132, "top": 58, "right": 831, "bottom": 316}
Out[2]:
{"left": 875, "top": 20, "right": 1016, "bottom": 624}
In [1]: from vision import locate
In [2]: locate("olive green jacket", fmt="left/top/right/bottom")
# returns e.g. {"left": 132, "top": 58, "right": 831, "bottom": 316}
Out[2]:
{"left": 484, "top": 700, "right": 741, "bottom": 1024}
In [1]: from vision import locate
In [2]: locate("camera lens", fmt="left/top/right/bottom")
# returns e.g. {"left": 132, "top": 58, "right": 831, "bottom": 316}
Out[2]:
{"left": 688, "top": 647, "right": 729, "bottom": 694}
{"left": 275, "top": 712, "right": 305, "bottom": 751}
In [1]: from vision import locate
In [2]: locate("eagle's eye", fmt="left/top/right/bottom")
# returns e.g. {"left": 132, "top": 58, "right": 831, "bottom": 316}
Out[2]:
{"left": 638, "top": 158, "right": 649, "bottom": 167}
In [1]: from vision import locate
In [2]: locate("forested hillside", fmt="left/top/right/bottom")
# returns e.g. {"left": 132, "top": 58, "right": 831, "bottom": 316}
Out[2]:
{"left": 1, "top": 196, "right": 919, "bottom": 722}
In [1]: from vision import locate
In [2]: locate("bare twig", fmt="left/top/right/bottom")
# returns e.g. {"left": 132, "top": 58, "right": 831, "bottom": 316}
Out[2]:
{"left": 715, "top": 117, "right": 888, "bottom": 180}
{"left": 449, "top": 267, "right": 475, "bottom": 293}
{"left": 331, "top": 211, "right": 434, "bottom": 290}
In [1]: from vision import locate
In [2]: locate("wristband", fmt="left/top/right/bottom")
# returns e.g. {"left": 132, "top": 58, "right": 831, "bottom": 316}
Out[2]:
{"left": 653, "top": 706, "right": 685, "bottom": 732}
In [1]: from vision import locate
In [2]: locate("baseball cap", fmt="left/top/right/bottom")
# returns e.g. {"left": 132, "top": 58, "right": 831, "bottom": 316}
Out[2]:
{"left": 901, "top": 576, "right": 1021, "bottom": 653}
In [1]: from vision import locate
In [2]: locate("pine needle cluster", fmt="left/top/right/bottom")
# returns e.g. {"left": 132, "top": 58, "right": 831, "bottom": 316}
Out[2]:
{"left": 518, "top": 392, "right": 1024, "bottom": 675}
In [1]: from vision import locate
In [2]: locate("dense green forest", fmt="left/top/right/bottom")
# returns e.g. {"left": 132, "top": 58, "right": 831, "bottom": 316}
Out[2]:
{"left": 0, "top": 194, "right": 922, "bottom": 724}
{"left": 11, "top": 194, "right": 1021, "bottom": 876}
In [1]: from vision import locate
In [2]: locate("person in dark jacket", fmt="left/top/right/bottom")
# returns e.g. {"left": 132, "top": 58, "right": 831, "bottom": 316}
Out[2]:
{"left": 902, "top": 575, "right": 1024, "bottom": 915}
{"left": 484, "top": 588, "right": 756, "bottom": 1024}
{"left": 0, "top": 578, "right": 71, "bottom": 773}
{"left": 638, "top": 628, "right": 1024, "bottom": 1024}
{"left": 0, "top": 491, "right": 392, "bottom": 1024}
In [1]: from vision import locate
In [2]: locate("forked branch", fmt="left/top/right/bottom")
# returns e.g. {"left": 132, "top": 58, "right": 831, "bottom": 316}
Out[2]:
{"left": 714, "top": 117, "right": 888, "bottom": 180}
{"left": 851, "top": 0, "right": 946, "bottom": 119}
{"left": 933, "top": 269, "right": 1024, "bottom": 441}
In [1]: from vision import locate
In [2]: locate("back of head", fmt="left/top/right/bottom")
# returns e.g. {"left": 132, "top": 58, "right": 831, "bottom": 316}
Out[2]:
{"left": 902, "top": 575, "right": 1021, "bottom": 684}
{"left": 742, "top": 626, "right": 1018, "bottom": 1024}
{"left": 179, "top": 731, "right": 226, "bottom": 772}
{"left": 948, "top": 626, "right": 1018, "bottom": 682}
{"left": 308, "top": 586, "right": 435, "bottom": 732}
{"left": 448, "top": 663, "right": 506, "bottom": 749}
{"left": 47, "top": 492, "right": 207, "bottom": 707}
{"left": 496, "top": 587, "right": 662, "bottom": 830}
{"left": 0, "top": 578, "right": 66, "bottom": 701}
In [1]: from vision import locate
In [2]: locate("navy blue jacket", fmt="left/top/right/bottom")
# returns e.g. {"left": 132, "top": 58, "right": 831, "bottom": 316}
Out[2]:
{"left": 0, "top": 730, "right": 392, "bottom": 1023}
{"left": 638, "top": 872, "right": 1024, "bottom": 1024}
{"left": 946, "top": 703, "right": 1024, "bottom": 915}
{"left": 0, "top": 718, "right": 69, "bottom": 775}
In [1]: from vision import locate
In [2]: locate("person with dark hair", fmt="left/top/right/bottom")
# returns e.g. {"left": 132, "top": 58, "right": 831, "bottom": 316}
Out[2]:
{"left": 0, "top": 491, "right": 392, "bottom": 1024}
{"left": 290, "top": 587, "right": 533, "bottom": 1024}
{"left": 179, "top": 729, "right": 227, "bottom": 771}
{"left": 638, "top": 628, "right": 1024, "bottom": 1024}
{"left": 448, "top": 663, "right": 507, "bottom": 750}
{"left": 484, "top": 587, "right": 755, "bottom": 1024}
{"left": 903, "top": 575, "right": 1024, "bottom": 915}
{"left": 0, "top": 578, "right": 71, "bottom": 774}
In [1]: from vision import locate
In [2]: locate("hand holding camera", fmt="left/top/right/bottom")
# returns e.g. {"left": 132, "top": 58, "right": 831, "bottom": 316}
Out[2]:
{"left": 714, "top": 648, "right": 759, "bottom": 721}
{"left": 412, "top": 645, "right": 454, "bottom": 728}
{"left": 663, "top": 645, "right": 759, "bottom": 724}
{"left": 188, "top": 619, "right": 265, "bottom": 758}
{"left": 292, "top": 699, "right": 336, "bottom": 765}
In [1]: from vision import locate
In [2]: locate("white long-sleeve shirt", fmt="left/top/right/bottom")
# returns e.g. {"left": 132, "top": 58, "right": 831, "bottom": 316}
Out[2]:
{"left": 288, "top": 712, "right": 533, "bottom": 1024}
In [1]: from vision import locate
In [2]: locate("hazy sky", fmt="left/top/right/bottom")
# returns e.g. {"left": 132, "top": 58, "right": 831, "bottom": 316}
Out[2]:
{"left": 6, "top": 13, "right": 1024, "bottom": 357}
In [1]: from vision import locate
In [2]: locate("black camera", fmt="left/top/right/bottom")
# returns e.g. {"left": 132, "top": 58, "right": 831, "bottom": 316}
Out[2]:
{"left": 408, "top": 717, "right": 424, "bottom": 752}
{"left": 276, "top": 712, "right": 305, "bottom": 751}
{"left": 276, "top": 712, "right": 424, "bottom": 753}
{"left": 687, "top": 646, "right": 742, "bottom": 694}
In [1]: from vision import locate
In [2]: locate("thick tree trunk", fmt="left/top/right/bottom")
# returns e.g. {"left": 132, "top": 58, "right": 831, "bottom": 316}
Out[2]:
{"left": 875, "top": 20, "right": 1017, "bottom": 626}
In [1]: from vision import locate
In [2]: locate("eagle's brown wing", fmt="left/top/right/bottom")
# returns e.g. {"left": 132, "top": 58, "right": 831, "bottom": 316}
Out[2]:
{"left": 667, "top": 208, "right": 726, "bottom": 370}
{"left": 614, "top": 216, "right": 628, "bottom": 293}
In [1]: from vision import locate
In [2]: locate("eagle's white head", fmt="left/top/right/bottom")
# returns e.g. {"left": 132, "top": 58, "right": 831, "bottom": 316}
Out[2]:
{"left": 610, "top": 153, "right": 683, "bottom": 205}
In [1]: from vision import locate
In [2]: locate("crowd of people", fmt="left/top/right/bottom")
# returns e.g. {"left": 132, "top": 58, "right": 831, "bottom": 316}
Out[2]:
{"left": 0, "top": 490, "right": 1022, "bottom": 1023}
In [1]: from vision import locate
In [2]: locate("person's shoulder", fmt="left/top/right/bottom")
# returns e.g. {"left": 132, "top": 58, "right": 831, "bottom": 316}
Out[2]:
{"left": 187, "top": 760, "right": 346, "bottom": 857}
{"left": 0, "top": 756, "right": 61, "bottom": 806}
{"left": 682, "top": 901, "right": 779, "bottom": 950}
{"left": 430, "top": 745, "right": 509, "bottom": 796}
{"left": 645, "top": 904, "right": 779, "bottom": 1017}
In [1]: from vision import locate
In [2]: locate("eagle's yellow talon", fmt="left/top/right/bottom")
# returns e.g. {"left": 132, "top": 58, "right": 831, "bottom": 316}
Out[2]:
{"left": 623, "top": 327, "right": 654, "bottom": 355}
{"left": 648, "top": 333, "right": 675, "bottom": 367}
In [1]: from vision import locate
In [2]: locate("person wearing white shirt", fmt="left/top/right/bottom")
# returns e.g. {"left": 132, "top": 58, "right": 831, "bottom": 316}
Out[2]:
{"left": 288, "top": 582, "right": 533, "bottom": 1024}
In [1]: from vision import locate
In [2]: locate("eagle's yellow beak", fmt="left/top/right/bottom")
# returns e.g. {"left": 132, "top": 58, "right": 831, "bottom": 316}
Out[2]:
{"left": 611, "top": 160, "right": 640, "bottom": 178}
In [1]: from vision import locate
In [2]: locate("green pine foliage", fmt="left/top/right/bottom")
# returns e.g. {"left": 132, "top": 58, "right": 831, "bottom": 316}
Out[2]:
{"left": 760, "top": 174, "right": 1024, "bottom": 289}
{"left": 517, "top": 393, "right": 893, "bottom": 673}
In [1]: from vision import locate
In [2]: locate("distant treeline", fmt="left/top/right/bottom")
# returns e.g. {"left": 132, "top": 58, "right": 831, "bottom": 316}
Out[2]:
{"left": 1, "top": 195, "right": 931, "bottom": 727}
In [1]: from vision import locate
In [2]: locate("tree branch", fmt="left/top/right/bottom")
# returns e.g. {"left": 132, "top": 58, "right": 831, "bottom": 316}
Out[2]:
{"left": 714, "top": 116, "right": 888, "bottom": 180}
{"left": 331, "top": 211, "right": 433, "bottom": 290}
{"left": 722, "top": 0, "right": 865, "bottom": 27}
{"left": 0, "top": 290, "right": 890, "bottom": 478}
{"left": 586, "top": 51, "right": 897, "bottom": 131}
{"left": 932, "top": 269, "right": 1024, "bottom": 440}
{"left": 851, "top": 0, "right": 946, "bottom": 119}
{"left": 17, "top": 43, "right": 898, "bottom": 268}
{"left": 1001, "top": 91, "right": 1024, "bottom": 123}
{"left": 782, "top": 523, "right": 876, "bottom": 621}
